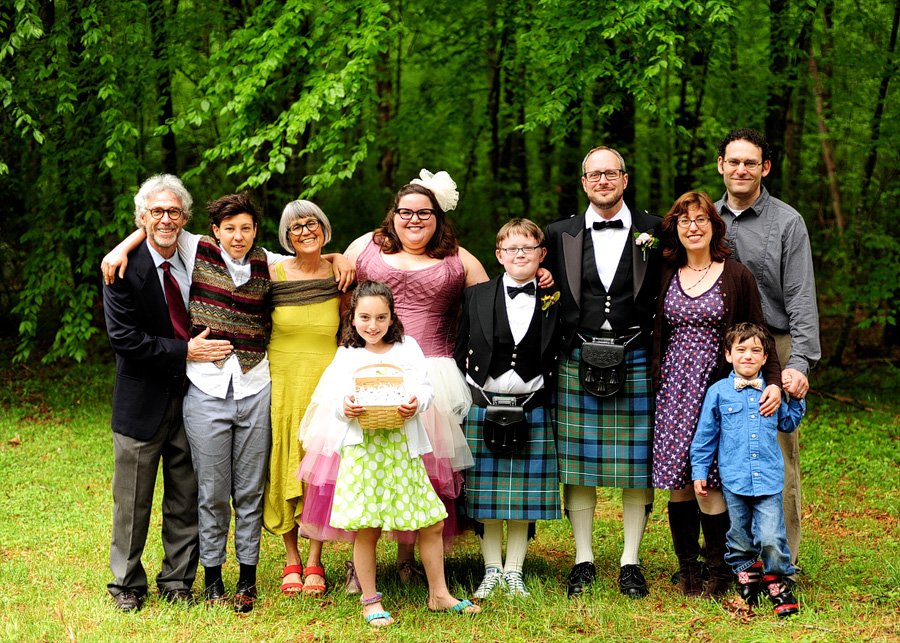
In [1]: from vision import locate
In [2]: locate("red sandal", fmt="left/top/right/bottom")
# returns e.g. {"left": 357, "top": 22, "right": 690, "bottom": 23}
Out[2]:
{"left": 281, "top": 564, "right": 304, "bottom": 596}
{"left": 302, "top": 565, "right": 327, "bottom": 596}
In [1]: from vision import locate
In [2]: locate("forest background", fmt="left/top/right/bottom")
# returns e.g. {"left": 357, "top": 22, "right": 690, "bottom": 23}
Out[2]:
{"left": 1, "top": 0, "right": 899, "bottom": 369}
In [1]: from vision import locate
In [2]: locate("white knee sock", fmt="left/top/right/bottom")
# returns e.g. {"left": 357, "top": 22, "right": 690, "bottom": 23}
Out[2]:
{"left": 565, "top": 484, "right": 597, "bottom": 564}
{"left": 477, "top": 519, "right": 504, "bottom": 570}
{"left": 503, "top": 520, "right": 532, "bottom": 574}
{"left": 620, "top": 487, "right": 654, "bottom": 566}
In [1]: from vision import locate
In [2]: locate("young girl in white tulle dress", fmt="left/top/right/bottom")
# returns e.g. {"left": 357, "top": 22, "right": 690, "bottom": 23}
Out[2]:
{"left": 296, "top": 280, "right": 479, "bottom": 626}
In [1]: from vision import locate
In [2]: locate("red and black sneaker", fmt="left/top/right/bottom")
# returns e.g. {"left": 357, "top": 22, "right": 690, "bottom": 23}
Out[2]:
{"left": 763, "top": 574, "right": 799, "bottom": 618}
{"left": 736, "top": 561, "right": 764, "bottom": 606}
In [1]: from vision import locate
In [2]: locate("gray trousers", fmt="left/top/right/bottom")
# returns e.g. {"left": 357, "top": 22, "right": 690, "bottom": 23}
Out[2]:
{"left": 183, "top": 382, "right": 271, "bottom": 567}
{"left": 108, "top": 395, "right": 199, "bottom": 598}
{"left": 774, "top": 332, "right": 802, "bottom": 579}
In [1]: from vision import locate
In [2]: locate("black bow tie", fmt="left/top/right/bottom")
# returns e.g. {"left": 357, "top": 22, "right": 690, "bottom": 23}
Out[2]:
{"left": 593, "top": 219, "right": 624, "bottom": 231}
{"left": 507, "top": 282, "right": 536, "bottom": 299}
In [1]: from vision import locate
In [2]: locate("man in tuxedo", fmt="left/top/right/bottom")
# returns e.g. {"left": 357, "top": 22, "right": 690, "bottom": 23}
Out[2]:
{"left": 544, "top": 146, "right": 662, "bottom": 599}
{"left": 714, "top": 128, "right": 820, "bottom": 580}
{"left": 102, "top": 175, "right": 232, "bottom": 611}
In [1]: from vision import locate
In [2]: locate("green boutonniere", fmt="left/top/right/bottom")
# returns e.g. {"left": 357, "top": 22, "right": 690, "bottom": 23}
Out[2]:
{"left": 541, "top": 291, "right": 560, "bottom": 317}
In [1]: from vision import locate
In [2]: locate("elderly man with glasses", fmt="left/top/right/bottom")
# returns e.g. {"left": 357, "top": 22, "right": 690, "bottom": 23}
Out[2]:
{"left": 102, "top": 175, "right": 234, "bottom": 611}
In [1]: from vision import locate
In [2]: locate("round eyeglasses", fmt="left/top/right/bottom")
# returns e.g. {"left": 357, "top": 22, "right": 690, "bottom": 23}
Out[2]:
{"left": 289, "top": 219, "right": 320, "bottom": 235}
{"left": 148, "top": 207, "right": 184, "bottom": 220}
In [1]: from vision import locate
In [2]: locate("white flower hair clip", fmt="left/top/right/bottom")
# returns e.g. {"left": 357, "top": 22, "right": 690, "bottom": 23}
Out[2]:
{"left": 410, "top": 169, "right": 459, "bottom": 212}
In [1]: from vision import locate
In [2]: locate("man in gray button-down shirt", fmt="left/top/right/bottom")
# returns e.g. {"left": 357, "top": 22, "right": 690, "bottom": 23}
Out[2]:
{"left": 713, "top": 128, "right": 820, "bottom": 581}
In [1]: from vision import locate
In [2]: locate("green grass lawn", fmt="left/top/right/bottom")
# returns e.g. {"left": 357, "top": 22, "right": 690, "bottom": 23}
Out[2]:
{"left": 1, "top": 357, "right": 898, "bottom": 642}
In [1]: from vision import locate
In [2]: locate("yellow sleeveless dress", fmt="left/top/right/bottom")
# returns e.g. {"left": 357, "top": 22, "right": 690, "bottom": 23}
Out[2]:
{"left": 262, "top": 263, "right": 340, "bottom": 535}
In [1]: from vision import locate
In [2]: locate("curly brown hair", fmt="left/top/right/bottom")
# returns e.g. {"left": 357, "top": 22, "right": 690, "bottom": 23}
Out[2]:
{"left": 661, "top": 191, "right": 731, "bottom": 266}
{"left": 207, "top": 192, "right": 260, "bottom": 234}
{"left": 373, "top": 184, "right": 459, "bottom": 259}
{"left": 339, "top": 280, "right": 406, "bottom": 348}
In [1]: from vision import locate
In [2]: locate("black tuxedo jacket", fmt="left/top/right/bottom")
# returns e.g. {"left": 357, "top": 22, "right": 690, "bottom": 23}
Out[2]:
{"left": 544, "top": 208, "right": 663, "bottom": 353}
{"left": 103, "top": 242, "right": 189, "bottom": 440}
{"left": 454, "top": 275, "right": 560, "bottom": 388}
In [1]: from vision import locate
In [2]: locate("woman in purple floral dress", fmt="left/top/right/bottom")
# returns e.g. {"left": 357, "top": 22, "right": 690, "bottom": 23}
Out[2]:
{"left": 651, "top": 192, "right": 782, "bottom": 599}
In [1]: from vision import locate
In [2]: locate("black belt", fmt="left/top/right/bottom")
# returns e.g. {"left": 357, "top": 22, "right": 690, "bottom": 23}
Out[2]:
{"left": 469, "top": 384, "right": 546, "bottom": 410}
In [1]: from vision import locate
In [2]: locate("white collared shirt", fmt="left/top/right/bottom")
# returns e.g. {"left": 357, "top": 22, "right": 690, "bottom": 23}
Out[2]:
{"left": 585, "top": 203, "right": 632, "bottom": 291}
{"left": 466, "top": 274, "right": 544, "bottom": 395}
{"left": 146, "top": 240, "right": 190, "bottom": 312}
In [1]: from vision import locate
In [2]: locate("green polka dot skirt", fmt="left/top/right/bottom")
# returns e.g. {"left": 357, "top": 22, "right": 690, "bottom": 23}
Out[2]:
{"left": 331, "top": 428, "right": 448, "bottom": 532}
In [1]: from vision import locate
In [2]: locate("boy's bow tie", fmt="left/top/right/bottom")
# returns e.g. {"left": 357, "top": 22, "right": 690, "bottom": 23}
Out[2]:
{"left": 734, "top": 377, "right": 763, "bottom": 391}
{"left": 507, "top": 282, "right": 536, "bottom": 298}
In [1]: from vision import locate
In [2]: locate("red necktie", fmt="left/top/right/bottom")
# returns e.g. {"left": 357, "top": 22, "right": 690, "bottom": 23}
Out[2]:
{"left": 160, "top": 261, "right": 190, "bottom": 341}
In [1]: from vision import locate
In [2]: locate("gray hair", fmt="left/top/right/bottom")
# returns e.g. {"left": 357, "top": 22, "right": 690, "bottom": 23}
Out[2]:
{"left": 278, "top": 200, "right": 332, "bottom": 253}
{"left": 581, "top": 146, "right": 628, "bottom": 176}
{"left": 133, "top": 174, "right": 193, "bottom": 228}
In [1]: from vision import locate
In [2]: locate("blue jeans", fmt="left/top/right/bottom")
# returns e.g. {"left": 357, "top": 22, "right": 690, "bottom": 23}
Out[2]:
{"left": 722, "top": 488, "right": 795, "bottom": 577}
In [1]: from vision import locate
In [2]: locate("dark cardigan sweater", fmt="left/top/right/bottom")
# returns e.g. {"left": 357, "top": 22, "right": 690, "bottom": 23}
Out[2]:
{"left": 650, "top": 258, "right": 781, "bottom": 391}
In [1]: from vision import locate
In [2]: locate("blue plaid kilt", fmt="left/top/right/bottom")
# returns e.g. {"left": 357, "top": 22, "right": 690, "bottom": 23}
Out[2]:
{"left": 462, "top": 403, "right": 562, "bottom": 521}
{"left": 555, "top": 346, "right": 654, "bottom": 488}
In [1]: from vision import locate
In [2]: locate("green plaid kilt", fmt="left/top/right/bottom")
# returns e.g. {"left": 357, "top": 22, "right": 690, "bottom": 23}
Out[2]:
{"left": 555, "top": 346, "right": 654, "bottom": 488}
{"left": 462, "top": 403, "right": 562, "bottom": 521}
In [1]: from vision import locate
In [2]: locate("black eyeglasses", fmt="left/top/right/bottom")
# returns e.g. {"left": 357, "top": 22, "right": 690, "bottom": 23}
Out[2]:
{"left": 394, "top": 208, "right": 435, "bottom": 220}
{"left": 147, "top": 207, "right": 184, "bottom": 220}
{"left": 289, "top": 219, "right": 320, "bottom": 235}
{"left": 583, "top": 170, "right": 624, "bottom": 182}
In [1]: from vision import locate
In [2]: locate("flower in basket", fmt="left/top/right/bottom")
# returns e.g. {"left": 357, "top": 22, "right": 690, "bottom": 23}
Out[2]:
{"left": 634, "top": 232, "right": 659, "bottom": 261}
{"left": 541, "top": 291, "right": 560, "bottom": 317}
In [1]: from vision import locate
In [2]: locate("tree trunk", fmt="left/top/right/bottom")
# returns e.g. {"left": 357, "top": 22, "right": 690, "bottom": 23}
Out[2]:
{"left": 808, "top": 52, "right": 844, "bottom": 234}
{"left": 150, "top": 0, "right": 177, "bottom": 175}
{"left": 857, "top": 0, "right": 900, "bottom": 217}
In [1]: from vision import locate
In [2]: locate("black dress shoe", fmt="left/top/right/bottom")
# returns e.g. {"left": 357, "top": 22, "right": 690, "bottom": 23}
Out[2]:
{"left": 618, "top": 564, "right": 649, "bottom": 598}
{"left": 566, "top": 561, "right": 596, "bottom": 599}
{"left": 160, "top": 588, "right": 195, "bottom": 606}
{"left": 234, "top": 580, "right": 257, "bottom": 614}
{"left": 114, "top": 590, "right": 143, "bottom": 612}
{"left": 204, "top": 580, "right": 228, "bottom": 607}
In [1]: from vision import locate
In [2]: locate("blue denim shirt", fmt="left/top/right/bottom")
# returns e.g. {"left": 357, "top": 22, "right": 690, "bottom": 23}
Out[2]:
{"left": 691, "top": 371, "right": 805, "bottom": 497}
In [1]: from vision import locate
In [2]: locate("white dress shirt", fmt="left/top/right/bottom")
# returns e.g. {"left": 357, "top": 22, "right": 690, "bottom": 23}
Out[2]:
{"left": 467, "top": 274, "right": 544, "bottom": 395}
{"left": 584, "top": 203, "right": 632, "bottom": 291}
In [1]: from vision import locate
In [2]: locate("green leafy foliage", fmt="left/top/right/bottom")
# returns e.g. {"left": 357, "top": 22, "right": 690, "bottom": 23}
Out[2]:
{"left": 1, "top": 0, "right": 899, "bottom": 363}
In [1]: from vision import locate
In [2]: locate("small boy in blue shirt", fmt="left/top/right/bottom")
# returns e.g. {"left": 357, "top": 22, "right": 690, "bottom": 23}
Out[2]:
{"left": 691, "top": 322, "right": 805, "bottom": 618}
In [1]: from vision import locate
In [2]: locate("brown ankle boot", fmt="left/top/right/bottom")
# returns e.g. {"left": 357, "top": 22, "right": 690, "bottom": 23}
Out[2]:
{"left": 698, "top": 510, "right": 732, "bottom": 599}
{"left": 668, "top": 500, "right": 703, "bottom": 598}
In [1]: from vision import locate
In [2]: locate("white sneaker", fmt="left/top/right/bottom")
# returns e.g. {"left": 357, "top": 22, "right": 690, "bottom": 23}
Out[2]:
{"left": 473, "top": 567, "right": 505, "bottom": 599}
{"left": 503, "top": 570, "right": 531, "bottom": 597}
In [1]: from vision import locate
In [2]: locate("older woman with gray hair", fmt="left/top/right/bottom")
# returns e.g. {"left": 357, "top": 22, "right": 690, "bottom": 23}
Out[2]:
{"left": 264, "top": 200, "right": 349, "bottom": 597}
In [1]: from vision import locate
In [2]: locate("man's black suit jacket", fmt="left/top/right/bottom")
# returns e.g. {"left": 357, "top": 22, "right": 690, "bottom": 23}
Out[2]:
{"left": 103, "top": 241, "right": 188, "bottom": 440}
{"left": 544, "top": 208, "right": 663, "bottom": 353}
{"left": 454, "top": 275, "right": 560, "bottom": 388}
